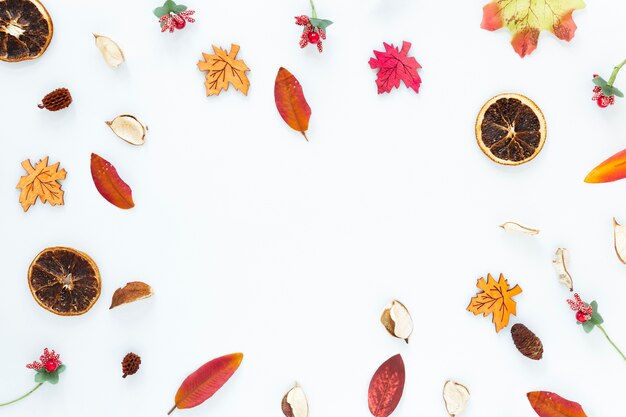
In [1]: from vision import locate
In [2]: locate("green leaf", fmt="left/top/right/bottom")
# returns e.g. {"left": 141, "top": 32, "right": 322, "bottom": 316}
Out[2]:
{"left": 582, "top": 320, "right": 595, "bottom": 333}
{"left": 47, "top": 372, "right": 59, "bottom": 385}
{"left": 593, "top": 76, "right": 608, "bottom": 87}
{"left": 34, "top": 370, "right": 47, "bottom": 383}
{"left": 153, "top": 6, "right": 170, "bottom": 18}
{"left": 613, "top": 86, "right": 624, "bottom": 98}
{"left": 309, "top": 18, "right": 333, "bottom": 31}
{"left": 602, "top": 85, "right": 616, "bottom": 97}
{"left": 172, "top": 4, "right": 187, "bottom": 13}
{"left": 590, "top": 301, "right": 604, "bottom": 324}
{"left": 56, "top": 365, "right": 66, "bottom": 374}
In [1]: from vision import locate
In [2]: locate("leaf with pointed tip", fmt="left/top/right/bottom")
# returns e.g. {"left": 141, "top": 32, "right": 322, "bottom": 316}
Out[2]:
{"left": 274, "top": 67, "right": 311, "bottom": 140}
{"left": 90, "top": 153, "right": 135, "bottom": 209}
{"left": 168, "top": 353, "right": 243, "bottom": 415}
{"left": 309, "top": 18, "right": 333, "bottom": 31}
{"left": 368, "top": 354, "right": 405, "bottom": 417}
{"left": 585, "top": 149, "right": 626, "bottom": 183}
{"left": 527, "top": 391, "right": 588, "bottom": 417}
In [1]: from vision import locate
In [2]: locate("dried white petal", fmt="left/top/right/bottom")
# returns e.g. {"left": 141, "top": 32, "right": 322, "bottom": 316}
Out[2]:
{"left": 443, "top": 380, "right": 470, "bottom": 417}
{"left": 94, "top": 34, "right": 125, "bottom": 68}
{"left": 380, "top": 300, "right": 413, "bottom": 343}
{"left": 282, "top": 383, "right": 308, "bottom": 417}
{"left": 613, "top": 218, "right": 626, "bottom": 264}
{"left": 552, "top": 248, "right": 573, "bottom": 291}
{"left": 106, "top": 115, "right": 147, "bottom": 145}
{"left": 499, "top": 222, "right": 539, "bottom": 235}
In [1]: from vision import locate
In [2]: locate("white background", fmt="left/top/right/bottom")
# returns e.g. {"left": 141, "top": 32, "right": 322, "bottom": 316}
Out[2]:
{"left": 1, "top": 0, "right": 625, "bottom": 416}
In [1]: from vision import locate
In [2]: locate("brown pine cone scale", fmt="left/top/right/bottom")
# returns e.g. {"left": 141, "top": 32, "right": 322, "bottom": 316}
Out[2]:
{"left": 511, "top": 323, "right": 544, "bottom": 360}
{"left": 122, "top": 352, "right": 141, "bottom": 378}
{"left": 38, "top": 88, "right": 72, "bottom": 111}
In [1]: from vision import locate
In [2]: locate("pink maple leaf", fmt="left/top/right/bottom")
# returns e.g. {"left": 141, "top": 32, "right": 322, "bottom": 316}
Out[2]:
{"left": 369, "top": 41, "right": 422, "bottom": 94}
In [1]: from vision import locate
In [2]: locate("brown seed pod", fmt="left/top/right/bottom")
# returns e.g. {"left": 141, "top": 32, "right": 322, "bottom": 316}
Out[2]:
{"left": 38, "top": 88, "right": 72, "bottom": 111}
{"left": 122, "top": 352, "right": 141, "bottom": 378}
{"left": 511, "top": 323, "right": 543, "bottom": 360}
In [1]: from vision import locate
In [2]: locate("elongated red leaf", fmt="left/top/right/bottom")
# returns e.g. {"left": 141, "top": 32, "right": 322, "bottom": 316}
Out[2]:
{"left": 168, "top": 352, "right": 243, "bottom": 415}
{"left": 368, "top": 354, "right": 405, "bottom": 417}
{"left": 90, "top": 153, "right": 134, "bottom": 209}
{"left": 527, "top": 391, "right": 588, "bottom": 417}
{"left": 584, "top": 149, "right": 626, "bottom": 183}
{"left": 274, "top": 67, "right": 311, "bottom": 140}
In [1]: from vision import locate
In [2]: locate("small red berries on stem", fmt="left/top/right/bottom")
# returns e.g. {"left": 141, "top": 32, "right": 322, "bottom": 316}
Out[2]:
{"left": 591, "top": 59, "right": 625, "bottom": 108}
{"left": 153, "top": 1, "right": 195, "bottom": 33}
{"left": 295, "top": 0, "right": 333, "bottom": 53}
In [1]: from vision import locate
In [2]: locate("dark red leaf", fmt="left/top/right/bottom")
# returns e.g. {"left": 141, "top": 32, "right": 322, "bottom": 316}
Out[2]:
{"left": 368, "top": 354, "right": 405, "bottom": 417}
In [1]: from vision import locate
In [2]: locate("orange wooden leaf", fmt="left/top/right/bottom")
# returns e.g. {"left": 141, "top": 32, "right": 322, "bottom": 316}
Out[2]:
{"left": 584, "top": 149, "right": 626, "bottom": 183}
{"left": 368, "top": 354, "right": 405, "bottom": 417}
{"left": 168, "top": 352, "right": 243, "bottom": 415}
{"left": 527, "top": 391, "right": 588, "bottom": 417}
{"left": 197, "top": 44, "right": 250, "bottom": 96}
{"left": 90, "top": 153, "right": 134, "bottom": 209}
{"left": 467, "top": 273, "right": 522, "bottom": 333}
{"left": 274, "top": 67, "right": 311, "bottom": 140}
{"left": 16, "top": 156, "right": 66, "bottom": 212}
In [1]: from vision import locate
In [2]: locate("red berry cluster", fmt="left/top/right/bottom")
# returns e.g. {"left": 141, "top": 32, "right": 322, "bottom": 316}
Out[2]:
{"left": 26, "top": 348, "right": 62, "bottom": 373}
{"left": 567, "top": 293, "right": 593, "bottom": 323}
{"left": 592, "top": 74, "right": 616, "bottom": 108}
{"left": 160, "top": 10, "right": 196, "bottom": 33}
{"left": 295, "top": 15, "right": 326, "bottom": 53}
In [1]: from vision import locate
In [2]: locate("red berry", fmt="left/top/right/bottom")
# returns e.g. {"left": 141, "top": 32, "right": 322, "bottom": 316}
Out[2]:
{"left": 308, "top": 31, "right": 320, "bottom": 44}
{"left": 45, "top": 360, "right": 58, "bottom": 372}
{"left": 576, "top": 311, "right": 588, "bottom": 323}
{"left": 174, "top": 17, "right": 186, "bottom": 30}
{"left": 597, "top": 97, "right": 610, "bottom": 108}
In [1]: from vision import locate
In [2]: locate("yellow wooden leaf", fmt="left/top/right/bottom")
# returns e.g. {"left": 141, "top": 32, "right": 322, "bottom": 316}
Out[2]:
{"left": 16, "top": 157, "right": 67, "bottom": 212}
{"left": 197, "top": 44, "right": 250, "bottom": 96}
{"left": 467, "top": 273, "right": 522, "bottom": 333}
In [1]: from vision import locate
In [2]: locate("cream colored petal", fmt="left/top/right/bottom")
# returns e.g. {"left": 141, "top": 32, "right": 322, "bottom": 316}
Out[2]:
{"left": 94, "top": 34, "right": 125, "bottom": 68}
{"left": 381, "top": 300, "right": 413, "bottom": 342}
{"left": 282, "top": 383, "right": 308, "bottom": 417}
{"left": 613, "top": 218, "right": 626, "bottom": 264}
{"left": 552, "top": 248, "right": 573, "bottom": 291}
{"left": 499, "top": 222, "right": 539, "bottom": 235}
{"left": 106, "top": 115, "right": 147, "bottom": 145}
{"left": 443, "top": 380, "right": 470, "bottom": 417}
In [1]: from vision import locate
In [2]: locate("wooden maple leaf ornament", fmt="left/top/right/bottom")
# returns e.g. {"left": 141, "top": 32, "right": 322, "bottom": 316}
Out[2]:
{"left": 467, "top": 273, "right": 522, "bottom": 333}
{"left": 16, "top": 157, "right": 67, "bottom": 212}
{"left": 197, "top": 44, "right": 250, "bottom": 96}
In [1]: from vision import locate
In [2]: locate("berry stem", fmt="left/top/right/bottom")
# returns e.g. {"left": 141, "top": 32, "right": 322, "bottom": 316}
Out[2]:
{"left": 608, "top": 58, "right": 626, "bottom": 86}
{"left": 0, "top": 383, "right": 43, "bottom": 407}
{"left": 597, "top": 324, "right": 626, "bottom": 361}
{"left": 309, "top": 0, "right": 317, "bottom": 18}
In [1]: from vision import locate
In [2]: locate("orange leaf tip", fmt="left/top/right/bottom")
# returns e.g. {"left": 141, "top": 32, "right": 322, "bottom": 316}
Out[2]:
{"left": 584, "top": 149, "right": 626, "bottom": 183}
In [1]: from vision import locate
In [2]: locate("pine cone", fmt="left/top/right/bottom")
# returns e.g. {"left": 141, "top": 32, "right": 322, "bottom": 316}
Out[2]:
{"left": 38, "top": 88, "right": 72, "bottom": 111}
{"left": 511, "top": 323, "right": 543, "bottom": 360}
{"left": 121, "top": 352, "right": 141, "bottom": 378}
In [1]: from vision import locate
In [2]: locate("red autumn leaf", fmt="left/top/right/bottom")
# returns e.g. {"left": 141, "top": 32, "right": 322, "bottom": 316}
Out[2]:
{"left": 168, "top": 352, "right": 243, "bottom": 415}
{"left": 274, "top": 67, "right": 311, "bottom": 140}
{"left": 527, "top": 391, "right": 588, "bottom": 417}
{"left": 584, "top": 149, "right": 626, "bottom": 183}
{"left": 90, "top": 153, "right": 134, "bottom": 209}
{"left": 368, "top": 354, "right": 405, "bottom": 417}
{"left": 369, "top": 41, "right": 421, "bottom": 94}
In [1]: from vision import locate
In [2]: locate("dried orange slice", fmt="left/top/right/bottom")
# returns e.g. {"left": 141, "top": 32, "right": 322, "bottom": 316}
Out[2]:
{"left": 28, "top": 247, "right": 101, "bottom": 316}
{"left": 475, "top": 93, "right": 546, "bottom": 165}
{"left": 0, "top": 0, "right": 53, "bottom": 62}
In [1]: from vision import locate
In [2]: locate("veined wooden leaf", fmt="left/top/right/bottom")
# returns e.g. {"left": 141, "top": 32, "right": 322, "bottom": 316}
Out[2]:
{"left": 368, "top": 354, "right": 405, "bottom": 417}
{"left": 613, "top": 218, "right": 626, "bottom": 264}
{"left": 168, "top": 352, "right": 243, "bottom": 415}
{"left": 274, "top": 67, "right": 311, "bottom": 140}
{"left": 90, "top": 153, "right": 134, "bottom": 209}
{"left": 467, "top": 273, "right": 522, "bottom": 333}
{"left": 527, "top": 391, "right": 588, "bottom": 417}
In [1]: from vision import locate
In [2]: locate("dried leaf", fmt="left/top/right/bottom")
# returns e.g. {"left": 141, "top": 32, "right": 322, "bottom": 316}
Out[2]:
{"left": 500, "top": 222, "right": 539, "bottom": 235}
{"left": 110, "top": 281, "right": 153, "bottom": 309}
{"left": 368, "top": 354, "right": 405, "bottom": 417}
{"left": 274, "top": 67, "right": 311, "bottom": 140}
{"left": 481, "top": 0, "right": 586, "bottom": 58}
{"left": 94, "top": 34, "right": 125, "bottom": 68}
{"left": 380, "top": 300, "right": 413, "bottom": 343}
{"left": 168, "top": 352, "right": 243, "bottom": 415}
{"left": 613, "top": 218, "right": 626, "bottom": 264}
{"left": 90, "top": 153, "right": 135, "bottom": 209}
{"left": 281, "top": 383, "right": 308, "bottom": 417}
{"left": 584, "top": 148, "right": 626, "bottom": 183}
{"left": 552, "top": 248, "right": 573, "bottom": 291}
{"left": 467, "top": 273, "right": 522, "bottom": 333}
{"left": 368, "top": 41, "right": 421, "bottom": 94}
{"left": 527, "top": 391, "right": 588, "bottom": 417}
{"left": 16, "top": 157, "right": 67, "bottom": 212}
{"left": 443, "top": 380, "right": 470, "bottom": 417}
{"left": 106, "top": 114, "right": 147, "bottom": 145}
{"left": 197, "top": 44, "right": 250, "bottom": 96}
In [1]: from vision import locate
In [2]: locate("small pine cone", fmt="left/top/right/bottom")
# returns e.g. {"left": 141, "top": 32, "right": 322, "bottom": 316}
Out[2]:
{"left": 38, "top": 88, "right": 72, "bottom": 111}
{"left": 122, "top": 352, "right": 141, "bottom": 378}
{"left": 511, "top": 323, "right": 543, "bottom": 360}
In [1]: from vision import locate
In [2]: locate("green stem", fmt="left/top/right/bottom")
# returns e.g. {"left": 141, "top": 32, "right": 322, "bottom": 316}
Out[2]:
{"left": 310, "top": 0, "right": 317, "bottom": 18}
{"left": 607, "top": 58, "right": 626, "bottom": 86}
{"left": 597, "top": 324, "right": 626, "bottom": 361}
{"left": 0, "top": 383, "right": 43, "bottom": 407}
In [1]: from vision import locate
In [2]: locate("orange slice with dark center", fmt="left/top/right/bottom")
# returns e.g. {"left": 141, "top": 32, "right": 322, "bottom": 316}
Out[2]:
{"left": 475, "top": 93, "right": 546, "bottom": 165}
{"left": 28, "top": 247, "right": 101, "bottom": 316}
{"left": 0, "top": 0, "right": 53, "bottom": 62}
